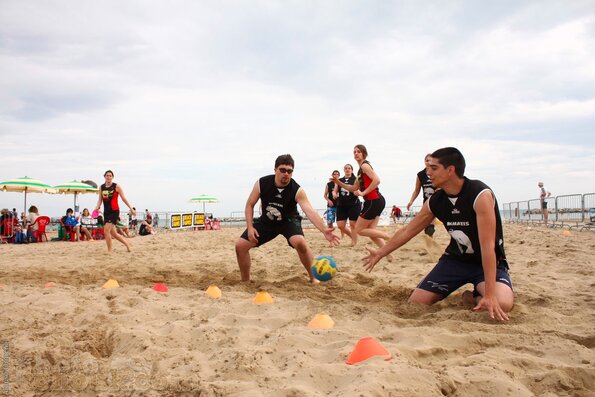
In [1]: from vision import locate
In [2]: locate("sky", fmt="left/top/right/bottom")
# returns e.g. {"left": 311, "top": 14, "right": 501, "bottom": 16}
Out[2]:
{"left": 1, "top": 0, "right": 594, "bottom": 218}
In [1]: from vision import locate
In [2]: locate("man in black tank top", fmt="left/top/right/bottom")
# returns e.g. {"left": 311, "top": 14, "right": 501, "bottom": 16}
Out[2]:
{"left": 362, "top": 147, "right": 513, "bottom": 322}
{"left": 235, "top": 154, "right": 340, "bottom": 283}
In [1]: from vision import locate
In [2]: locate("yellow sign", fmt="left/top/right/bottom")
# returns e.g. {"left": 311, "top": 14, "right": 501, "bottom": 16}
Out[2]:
{"left": 170, "top": 214, "right": 181, "bottom": 228}
{"left": 194, "top": 213, "right": 205, "bottom": 227}
{"left": 182, "top": 213, "right": 193, "bottom": 227}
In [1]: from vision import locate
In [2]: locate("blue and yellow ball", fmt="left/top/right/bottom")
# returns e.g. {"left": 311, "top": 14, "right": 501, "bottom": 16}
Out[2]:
{"left": 311, "top": 256, "right": 337, "bottom": 282}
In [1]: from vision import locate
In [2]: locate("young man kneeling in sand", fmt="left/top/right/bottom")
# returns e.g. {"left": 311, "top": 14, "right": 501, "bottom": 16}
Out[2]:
{"left": 235, "top": 154, "right": 340, "bottom": 283}
{"left": 362, "top": 147, "right": 514, "bottom": 321}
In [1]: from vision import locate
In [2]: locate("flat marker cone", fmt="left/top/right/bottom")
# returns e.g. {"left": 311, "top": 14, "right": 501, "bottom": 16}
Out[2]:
{"left": 346, "top": 337, "right": 392, "bottom": 365}
{"left": 102, "top": 279, "right": 120, "bottom": 289}
{"left": 308, "top": 312, "right": 335, "bottom": 329}
{"left": 562, "top": 230, "right": 571, "bottom": 236}
{"left": 44, "top": 282, "right": 56, "bottom": 289}
{"left": 252, "top": 291, "right": 273, "bottom": 304}
{"left": 206, "top": 285, "right": 222, "bottom": 299}
{"left": 153, "top": 283, "right": 169, "bottom": 293}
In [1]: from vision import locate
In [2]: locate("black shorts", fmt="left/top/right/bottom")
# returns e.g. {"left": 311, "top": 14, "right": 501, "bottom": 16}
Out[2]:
{"left": 416, "top": 256, "right": 513, "bottom": 298}
{"left": 360, "top": 195, "right": 385, "bottom": 220}
{"left": 541, "top": 201, "right": 548, "bottom": 209}
{"left": 336, "top": 203, "right": 361, "bottom": 222}
{"left": 240, "top": 217, "right": 304, "bottom": 248}
{"left": 104, "top": 210, "right": 119, "bottom": 224}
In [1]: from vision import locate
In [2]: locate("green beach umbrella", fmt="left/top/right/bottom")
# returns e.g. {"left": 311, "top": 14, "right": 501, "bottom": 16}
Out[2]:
{"left": 0, "top": 176, "right": 56, "bottom": 214}
{"left": 54, "top": 181, "right": 98, "bottom": 214}
{"left": 189, "top": 195, "right": 219, "bottom": 214}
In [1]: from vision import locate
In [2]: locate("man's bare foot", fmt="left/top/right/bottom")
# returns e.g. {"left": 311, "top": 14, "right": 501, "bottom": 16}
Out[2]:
{"left": 309, "top": 277, "right": 321, "bottom": 285}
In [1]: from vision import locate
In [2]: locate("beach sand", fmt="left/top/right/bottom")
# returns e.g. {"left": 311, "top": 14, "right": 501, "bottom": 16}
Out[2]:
{"left": 1, "top": 224, "right": 594, "bottom": 396}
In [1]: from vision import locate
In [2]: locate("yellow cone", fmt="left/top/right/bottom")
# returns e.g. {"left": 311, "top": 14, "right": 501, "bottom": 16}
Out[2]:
{"left": 102, "top": 279, "right": 120, "bottom": 289}
{"left": 252, "top": 291, "right": 273, "bottom": 304}
{"left": 206, "top": 285, "right": 222, "bottom": 299}
{"left": 308, "top": 312, "right": 335, "bottom": 329}
{"left": 562, "top": 230, "right": 571, "bottom": 237}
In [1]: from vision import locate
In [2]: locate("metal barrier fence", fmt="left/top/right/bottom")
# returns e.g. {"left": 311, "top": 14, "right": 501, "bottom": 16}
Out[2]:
{"left": 502, "top": 193, "right": 595, "bottom": 225}
{"left": 221, "top": 205, "right": 422, "bottom": 228}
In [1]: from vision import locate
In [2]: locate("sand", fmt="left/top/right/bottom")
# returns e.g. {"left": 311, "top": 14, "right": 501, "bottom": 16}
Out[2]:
{"left": 0, "top": 223, "right": 594, "bottom": 396}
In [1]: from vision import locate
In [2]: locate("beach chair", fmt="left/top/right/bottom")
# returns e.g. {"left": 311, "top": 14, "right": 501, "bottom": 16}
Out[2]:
{"left": 59, "top": 217, "right": 77, "bottom": 242}
{"left": 28, "top": 216, "right": 50, "bottom": 242}
{"left": 0, "top": 218, "right": 17, "bottom": 243}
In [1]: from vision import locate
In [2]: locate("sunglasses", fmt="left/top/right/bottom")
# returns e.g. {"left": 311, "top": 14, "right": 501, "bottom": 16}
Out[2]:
{"left": 278, "top": 167, "right": 294, "bottom": 174}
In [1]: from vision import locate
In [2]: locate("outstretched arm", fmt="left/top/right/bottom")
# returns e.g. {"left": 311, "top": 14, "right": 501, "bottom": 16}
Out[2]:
{"left": 332, "top": 175, "right": 359, "bottom": 192}
{"left": 362, "top": 200, "right": 435, "bottom": 271}
{"left": 296, "top": 188, "right": 340, "bottom": 246}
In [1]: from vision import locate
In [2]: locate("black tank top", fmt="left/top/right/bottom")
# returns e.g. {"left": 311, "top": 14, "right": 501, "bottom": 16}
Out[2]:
{"left": 326, "top": 181, "right": 337, "bottom": 207}
{"left": 428, "top": 178, "right": 508, "bottom": 269}
{"left": 101, "top": 183, "right": 119, "bottom": 213}
{"left": 258, "top": 175, "right": 301, "bottom": 224}
{"left": 337, "top": 175, "right": 359, "bottom": 207}
{"left": 417, "top": 169, "right": 435, "bottom": 203}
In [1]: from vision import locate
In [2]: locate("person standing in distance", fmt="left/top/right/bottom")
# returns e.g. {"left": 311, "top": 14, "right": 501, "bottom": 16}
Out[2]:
{"left": 363, "top": 147, "right": 513, "bottom": 322}
{"left": 324, "top": 170, "right": 340, "bottom": 228}
{"left": 334, "top": 164, "right": 361, "bottom": 241}
{"left": 538, "top": 182, "right": 552, "bottom": 224}
{"left": 332, "top": 144, "right": 390, "bottom": 248}
{"left": 407, "top": 154, "right": 436, "bottom": 236}
{"left": 95, "top": 170, "right": 135, "bottom": 253}
{"left": 235, "top": 154, "right": 340, "bottom": 283}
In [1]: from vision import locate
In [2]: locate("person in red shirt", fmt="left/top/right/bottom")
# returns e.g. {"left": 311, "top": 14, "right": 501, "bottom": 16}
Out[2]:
{"left": 332, "top": 144, "right": 390, "bottom": 249}
{"left": 95, "top": 170, "right": 135, "bottom": 253}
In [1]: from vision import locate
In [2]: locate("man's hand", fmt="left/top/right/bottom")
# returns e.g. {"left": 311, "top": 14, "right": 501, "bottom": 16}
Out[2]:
{"left": 473, "top": 295, "right": 509, "bottom": 322}
{"left": 323, "top": 228, "right": 340, "bottom": 246}
{"left": 362, "top": 246, "right": 383, "bottom": 272}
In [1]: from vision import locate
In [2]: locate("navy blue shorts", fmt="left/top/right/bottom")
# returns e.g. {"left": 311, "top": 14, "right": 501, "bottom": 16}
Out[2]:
{"left": 240, "top": 217, "right": 303, "bottom": 248}
{"left": 360, "top": 195, "right": 385, "bottom": 220}
{"left": 336, "top": 203, "right": 360, "bottom": 222}
{"left": 416, "top": 256, "right": 513, "bottom": 297}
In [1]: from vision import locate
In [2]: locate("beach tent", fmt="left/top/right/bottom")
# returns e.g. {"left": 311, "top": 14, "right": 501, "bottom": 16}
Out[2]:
{"left": 0, "top": 176, "right": 56, "bottom": 214}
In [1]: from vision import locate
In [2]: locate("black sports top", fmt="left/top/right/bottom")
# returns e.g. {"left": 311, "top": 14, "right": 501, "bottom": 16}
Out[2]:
{"left": 258, "top": 175, "right": 301, "bottom": 223}
{"left": 417, "top": 169, "right": 435, "bottom": 203}
{"left": 337, "top": 175, "right": 359, "bottom": 207}
{"left": 428, "top": 178, "right": 508, "bottom": 269}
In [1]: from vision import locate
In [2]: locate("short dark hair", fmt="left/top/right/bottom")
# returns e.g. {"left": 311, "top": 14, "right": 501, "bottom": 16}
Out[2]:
{"left": 28, "top": 205, "right": 38, "bottom": 214}
{"left": 66, "top": 208, "right": 73, "bottom": 214}
{"left": 431, "top": 147, "right": 466, "bottom": 177}
{"left": 104, "top": 170, "right": 114, "bottom": 177}
{"left": 275, "top": 154, "right": 294, "bottom": 169}
{"left": 354, "top": 144, "right": 368, "bottom": 159}
{"left": 332, "top": 170, "right": 340, "bottom": 175}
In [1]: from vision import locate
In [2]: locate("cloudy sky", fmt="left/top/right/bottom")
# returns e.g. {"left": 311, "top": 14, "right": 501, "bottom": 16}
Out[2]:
{"left": 1, "top": 1, "right": 594, "bottom": 217}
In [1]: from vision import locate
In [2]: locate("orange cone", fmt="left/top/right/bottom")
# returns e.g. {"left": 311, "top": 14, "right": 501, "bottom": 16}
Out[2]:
{"left": 153, "top": 283, "right": 169, "bottom": 293}
{"left": 102, "top": 279, "right": 120, "bottom": 289}
{"left": 346, "top": 337, "right": 392, "bottom": 365}
{"left": 206, "top": 285, "right": 222, "bottom": 299}
{"left": 308, "top": 312, "right": 335, "bottom": 329}
{"left": 252, "top": 291, "right": 273, "bottom": 304}
{"left": 562, "top": 230, "right": 571, "bottom": 237}
{"left": 44, "top": 282, "right": 56, "bottom": 289}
